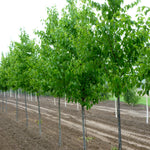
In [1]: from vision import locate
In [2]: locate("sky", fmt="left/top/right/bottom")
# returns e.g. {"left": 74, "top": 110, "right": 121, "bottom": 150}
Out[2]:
{"left": 0, "top": 0, "right": 149, "bottom": 60}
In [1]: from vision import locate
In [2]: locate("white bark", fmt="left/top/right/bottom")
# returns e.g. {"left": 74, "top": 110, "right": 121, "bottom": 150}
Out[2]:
{"left": 77, "top": 102, "right": 79, "bottom": 110}
{"left": 146, "top": 94, "right": 149, "bottom": 124}
{"left": 15, "top": 91, "right": 16, "bottom": 99}
{"left": 115, "top": 97, "right": 117, "bottom": 118}
{"left": 10, "top": 89, "right": 12, "bottom": 97}
{"left": 35, "top": 93, "right": 37, "bottom": 102}
{"left": 65, "top": 94, "right": 67, "bottom": 107}
{"left": 82, "top": 106, "right": 86, "bottom": 150}
{"left": 58, "top": 97, "right": 61, "bottom": 146}
{"left": 25, "top": 92, "right": 28, "bottom": 128}
{"left": 28, "top": 93, "right": 30, "bottom": 101}
{"left": 37, "top": 95, "right": 42, "bottom": 136}
{"left": 18, "top": 89, "right": 20, "bottom": 98}
{"left": 54, "top": 98, "right": 56, "bottom": 105}
{"left": 16, "top": 91, "right": 18, "bottom": 121}
{"left": 31, "top": 93, "right": 32, "bottom": 101}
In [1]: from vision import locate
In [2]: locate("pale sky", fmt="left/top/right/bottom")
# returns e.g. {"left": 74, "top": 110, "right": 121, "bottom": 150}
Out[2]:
{"left": 0, "top": 0, "right": 149, "bottom": 60}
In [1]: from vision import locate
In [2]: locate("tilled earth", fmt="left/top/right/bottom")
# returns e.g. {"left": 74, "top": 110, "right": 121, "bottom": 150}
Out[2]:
{"left": 0, "top": 94, "right": 150, "bottom": 150}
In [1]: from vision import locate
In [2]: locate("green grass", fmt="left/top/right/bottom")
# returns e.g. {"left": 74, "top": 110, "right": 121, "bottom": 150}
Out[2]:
{"left": 138, "top": 96, "right": 150, "bottom": 106}
{"left": 109, "top": 95, "right": 150, "bottom": 106}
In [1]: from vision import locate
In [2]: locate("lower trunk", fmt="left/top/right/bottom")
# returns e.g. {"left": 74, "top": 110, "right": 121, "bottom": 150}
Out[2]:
{"left": 65, "top": 94, "right": 67, "bottom": 107}
{"left": 25, "top": 92, "right": 28, "bottom": 128}
{"left": 37, "top": 95, "right": 42, "bottom": 136}
{"left": 58, "top": 97, "right": 61, "bottom": 146}
{"left": 146, "top": 94, "right": 149, "bottom": 124}
{"left": 2, "top": 92, "right": 4, "bottom": 112}
{"left": 35, "top": 93, "right": 37, "bottom": 101}
{"left": 31, "top": 93, "right": 32, "bottom": 101}
{"left": 77, "top": 102, "right": 79, "bottom": 110}
{"left": 54, "top": 98, "right": 56, "bottom": 105}
{"left": 115, "top": 97, "right": 117, "bottom": 118}
{"left": 5, "top": 92, "right": 7, "bottom": 112}
{"left": 16, "top": 90, "right": 18, "bottom": 121}
{"left": 82, "top": 105, "right": 86, "bottom": 150}
{"left": 117, "top": 96, "right": 122, "bottom": 150}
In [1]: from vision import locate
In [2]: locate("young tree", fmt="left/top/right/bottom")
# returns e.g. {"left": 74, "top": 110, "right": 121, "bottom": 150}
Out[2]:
{"left": 87, "top": 0, "right": 150, "bottom": 149}
{"left": 137, "top": 40, "right": 150, "bottom": 124}
{"left": 36, "top": 6, "right": 72, "bottom": 146}
{"left": 0, "top": 53, "right": 10, "bottom": 113}
{"left": 123, "top": 88, "right": 140, "bottom": 106}
{"left": 9, "top": 29, "right": 37, "bottom": 127}
{"left": 55, "top": 1, "right": 107, "bottom": 149}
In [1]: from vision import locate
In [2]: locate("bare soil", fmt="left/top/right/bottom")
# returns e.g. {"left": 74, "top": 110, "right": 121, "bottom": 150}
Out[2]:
{"left": 0, "top": 93, "right": 150, "bottom": 150}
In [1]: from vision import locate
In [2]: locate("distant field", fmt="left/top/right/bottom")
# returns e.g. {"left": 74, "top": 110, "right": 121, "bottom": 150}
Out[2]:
{"left": 109, "top": 95, "right": 150, "bottom": 106}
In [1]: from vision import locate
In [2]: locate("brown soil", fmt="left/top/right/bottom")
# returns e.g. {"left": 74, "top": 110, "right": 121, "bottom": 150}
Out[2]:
{"left": 0, "top": 93, "right": 150, "bottom": 150}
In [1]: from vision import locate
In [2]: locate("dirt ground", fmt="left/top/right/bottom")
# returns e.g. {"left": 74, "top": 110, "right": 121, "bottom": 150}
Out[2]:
{"left": 0, "top": 93, "right": 150, "bottom": 150}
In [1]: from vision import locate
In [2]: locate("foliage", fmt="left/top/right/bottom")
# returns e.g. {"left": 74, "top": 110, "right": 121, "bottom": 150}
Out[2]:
{"left": 111, "top": 147, "right": 118, "bottom": 150}
{"left": 123, "top": 88, "right": 140, "bottom": 106}
{"left": 0, "top": 53, "right": 10, "bottom": 91}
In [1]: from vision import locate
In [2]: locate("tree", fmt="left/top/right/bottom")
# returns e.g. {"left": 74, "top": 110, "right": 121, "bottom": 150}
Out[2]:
{"left": 36, "top": 5, "right": 75, "bottom": 146}
{"left": 0, "top": 53, "right": 10, "bottom": 113}
{"left": 55, "top": 1, "right": 107, "bottom": 149}
{"left": 136, "top": 15, "right": 150, "bottom": 124}
{"left": 9, "top": 29, "right": 37, "bottom": 127}
{"left": 123, "top": 88, "right": 140, "bottom": 106}
{"left": 87, "top": 0, "right": 150, "bottom": 149}
{"left": 29, "top": 45, "right": 45, "bottom": 136}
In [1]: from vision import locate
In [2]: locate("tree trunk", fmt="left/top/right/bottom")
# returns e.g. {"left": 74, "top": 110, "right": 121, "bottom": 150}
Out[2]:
{"left": 16, "top": 90, "right": 18, "bottom": 121}
{"left": 65, "top": 94, "right": 67, "bottom": 107}
{"left": 2, "top": 92, "right": 4, "bottom": 112}
{"left": 117, "top": 96, "right": 122, "bottom": 150}
{"left": 25, "top": 92, "right": 28, "bottom": 128}
{"left": 37, "top": 94, "right": 42, "bottom": 136}
{"left": 18, "top": 89, "right": 20, "bottom": 98}
{"left": 35, "top": 93, "right": 37, "bottom": 101}
{"left": 146, "top": 94, "right": 149, "bottom": 124}
{"left": 28, "top": 93, "right": 30, "bottom": 101}
{"left": 77, "top": 102, "right": 79, "bottom": 110}
{"left": 82, "top": 105, "right": 86, "bottom": 150}
{"left": 5, "top": 91, "right": 7, "bottom": 112}
{"left": 15, "top": 91, "right": 16, "bottom": 99}
{"left": 58, "top": 97, "right": 61, "bottom": 147}
{"left": 54, "top": 97, "right": 56, "bottom": 105}
{"left": 115, "top": 97, "right": 117, "bottom": 118}
{"left": 10, "top": 89, "right": 12, "bottom": 97}
{"left": 31, "top": 93, "right": 32, "bottom": 101}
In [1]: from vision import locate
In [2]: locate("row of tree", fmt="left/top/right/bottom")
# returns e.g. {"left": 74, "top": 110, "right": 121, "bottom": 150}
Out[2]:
{"left": 0, "top": 0, "right": 149, "bottom": 149}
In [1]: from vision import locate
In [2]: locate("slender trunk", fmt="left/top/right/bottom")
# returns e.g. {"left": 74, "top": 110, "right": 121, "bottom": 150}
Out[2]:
{"left": 18, "top": 89, "right": 20, "bottom": 98}
{"left": 20, "top": 89, "right": 22, "bottom": 98}
{"left": 5, "top": 92, "right": 7, "bottom": 112}
{"left": 28, "top": 93, "right": 29, "bottom": 101}
{"left": 146, "top": 94, "right": 149, "bottom": 124}
{"left": 2, "top": 92, "right": 4, "bottom": 112}
{"left": 31, "top": 93, "right": 32, "bottom": 101}
{"left": 115, "top": 97, "right": 117, "bottom": 118}
{"left": 65, "top": 94, "right": 67, "bottom": 107}
{"left": 77, "top": 102, "right": 79, "bottom": 110}
{"left": 16, "top": 90, "right": 18, "bottom": 121}
{"left": 58, "top": 97, "right": 61, "bottom": 146}
{"left": 10, "top": 89, "right": 12, "bottom": 97}
{"left": 117, "top": 96, "right": 122, "bottom": 150}
{"left": 54, "top": 97, "right": 56, "bottom": 105}
{"left": 15, "top": 91, "right": 16, "bottom": 99}
{"left": 37, "top": 94, "right": 42, "bottom": 136}
{"left": 82, "top": 105, "right": 86, "bottom": 150}
{"left": 25, "top": 92, "right": 28, "bottom": 128}
{"left": 35, "top": 93, "right": 37, "bottom": 102}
